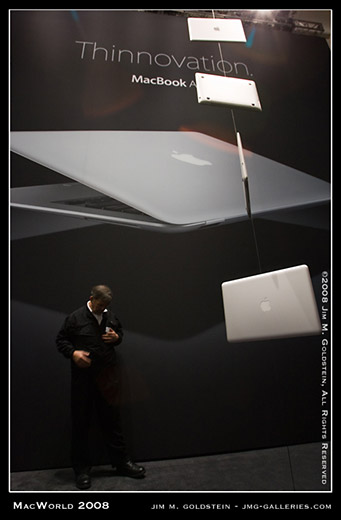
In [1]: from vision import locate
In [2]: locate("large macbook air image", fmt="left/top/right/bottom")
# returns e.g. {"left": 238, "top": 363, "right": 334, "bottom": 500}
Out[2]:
{"left": 10, "top": 131, "right": 330, "bottom": 233}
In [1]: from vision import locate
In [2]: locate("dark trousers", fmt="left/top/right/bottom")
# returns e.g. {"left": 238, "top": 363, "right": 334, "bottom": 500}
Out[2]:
{"left": 71, "top": 362, "right": 127, "bottom": 473}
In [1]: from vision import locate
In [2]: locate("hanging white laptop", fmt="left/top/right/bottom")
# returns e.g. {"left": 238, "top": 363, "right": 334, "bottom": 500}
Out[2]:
{"left": 187, "top": 17, "right": 246, "bottom": 42}
{"left": 221, "top": 265, "right": 322, "bottom": 343}
{"left": 195, "top": 73, "right": 262, "bottom": 111}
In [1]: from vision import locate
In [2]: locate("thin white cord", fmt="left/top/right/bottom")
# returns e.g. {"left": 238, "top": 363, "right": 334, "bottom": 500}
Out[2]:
{"left": 211, "top": 9, "right": 262, "bottom": 273}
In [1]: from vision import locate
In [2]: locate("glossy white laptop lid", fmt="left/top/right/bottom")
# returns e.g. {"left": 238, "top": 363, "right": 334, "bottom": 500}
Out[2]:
{"left": 187, "top": 17, "right": 246, "bottom": 42}
{"left": 195, "top": 73, "right": 262, "bottom": 111}
{"left": 221, "top": 265, "right": 322, "bottom": 342}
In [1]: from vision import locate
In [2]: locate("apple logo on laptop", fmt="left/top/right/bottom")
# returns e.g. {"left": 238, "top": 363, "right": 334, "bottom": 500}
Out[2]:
{"left": 260, "top": 298, "right": 271, "bottom": 312}
{"left": 171, "top": 151, "right": 212, "bottom": 167}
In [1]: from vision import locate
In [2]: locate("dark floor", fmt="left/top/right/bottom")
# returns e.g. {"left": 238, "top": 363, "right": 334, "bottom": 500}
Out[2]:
{"left": 10, "top": 442, "right": 331, "bottom": 492}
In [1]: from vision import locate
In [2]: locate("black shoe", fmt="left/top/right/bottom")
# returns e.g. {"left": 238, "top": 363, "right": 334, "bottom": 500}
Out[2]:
{"left": 115, "top": 460, "right": 146, "bottom": 478}
{"left": 75, "top": 472, "right": 92, "bottom": 490}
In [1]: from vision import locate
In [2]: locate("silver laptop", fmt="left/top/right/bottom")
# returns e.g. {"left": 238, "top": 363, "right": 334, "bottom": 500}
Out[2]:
{"left": 187, "top": 17, "right": 246, "bottom": 42}
{"left": 10, "top": 131, "right": 330, "bottom": 232}
{"left": 195, "top": 73, "right": 262, "bottom": 111}
{"left": 221, "top": 265, "right": 322, "bottom": 342}
{"left": 10, "top": 130, "right": 246, "bottom": 232}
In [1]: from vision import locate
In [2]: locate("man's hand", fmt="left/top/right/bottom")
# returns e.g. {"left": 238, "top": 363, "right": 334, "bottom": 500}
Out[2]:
{"left": 102, "top": 328, "right": 120, "bottom": 344}
{"left": 72, "top": 350, "right": 92, "bottom": 368}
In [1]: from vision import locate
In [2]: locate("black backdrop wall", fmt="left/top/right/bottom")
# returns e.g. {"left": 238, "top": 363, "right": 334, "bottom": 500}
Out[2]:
{"left": 10, "top": 10, "right": 331, "bottom": 471}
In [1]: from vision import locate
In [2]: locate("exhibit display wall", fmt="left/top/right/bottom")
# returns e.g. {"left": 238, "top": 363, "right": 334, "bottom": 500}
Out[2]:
{"left": 10, "top": 10, "right": 331, "bottom": 471}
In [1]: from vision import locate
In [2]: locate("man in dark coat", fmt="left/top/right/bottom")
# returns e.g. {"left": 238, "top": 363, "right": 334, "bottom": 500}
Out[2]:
{"left": 56, "top": 284, "right": 145, "bottom": 489}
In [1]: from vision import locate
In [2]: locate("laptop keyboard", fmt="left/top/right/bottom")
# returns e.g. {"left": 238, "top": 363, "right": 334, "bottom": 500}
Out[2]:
{"left": 55, "top": 194, "right": 148, "bottom": 216}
